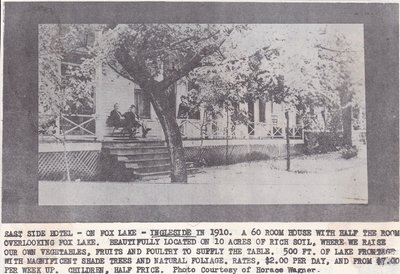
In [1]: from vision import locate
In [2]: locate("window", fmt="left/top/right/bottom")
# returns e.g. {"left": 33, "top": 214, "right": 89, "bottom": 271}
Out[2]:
{"left": 259, "top": 100, "right": 266, "bottom": 123}
{"left": 135, "top": 90, "right": 151, "bottom": 119}
{"left": 296, "top": 113, "right": 302, "bottom": 126}
{"left": 248, "top": 102, "right": 255, "bottom": 135}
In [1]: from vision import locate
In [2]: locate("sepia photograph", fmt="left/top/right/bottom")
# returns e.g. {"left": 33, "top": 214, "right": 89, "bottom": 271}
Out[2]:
{"left": 2, "top": 1, "right": 398, "bottom": 222}
{"left": 2, "top": 3, "right": 398, "bottom": 274}
{"left": 37, "top": 23, "right": 368, "bottom": 206}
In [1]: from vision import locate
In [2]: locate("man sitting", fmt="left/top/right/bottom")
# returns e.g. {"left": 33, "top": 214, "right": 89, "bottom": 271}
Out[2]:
{"left": 107, "top": 103, "right": 128, "bottom": 135}
{"left": 123, "top": 105, "right": 151, "bottom": 139}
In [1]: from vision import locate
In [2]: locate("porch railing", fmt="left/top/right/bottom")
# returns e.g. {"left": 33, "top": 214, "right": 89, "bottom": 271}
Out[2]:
{"left": 177, "top": 118, "right": 304, "bottom": 140}
{"left": 39, "top": 114, "right": 96, "bottom": 138}
{"left": 178, "top": 119, "right": 203, "bottom": 139}
{"left": 60, "top": 114, "right": 96, "bottom": 136}
{"left": 288, "top": 126, "right": 304, "bottom": 139}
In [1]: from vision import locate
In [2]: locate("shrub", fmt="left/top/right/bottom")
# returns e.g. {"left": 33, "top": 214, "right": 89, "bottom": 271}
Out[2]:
{"left": 341, "top": 146, "right": 358, "bottom": 159}
{"left": 189, "top": 147, "right": 271, "bottom": 167}
{"left": 304, "top": 132, "right": 344, "bottom": 154}
{"left": 246, "top": 151, "right": 271, "bottom": 162}
{"left": 194, "top": 156, "right": 207, "bottom": 167}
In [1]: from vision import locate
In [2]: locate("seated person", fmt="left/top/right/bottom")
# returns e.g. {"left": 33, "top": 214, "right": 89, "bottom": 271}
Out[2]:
{"left": 107, "top": 103, "right": 131, "bottom": 137}
{"left": 108, "top": 103, "right": 125, "bottom": 127}
{"left": 123, "top": 105, "right": 151, "bottom": 139}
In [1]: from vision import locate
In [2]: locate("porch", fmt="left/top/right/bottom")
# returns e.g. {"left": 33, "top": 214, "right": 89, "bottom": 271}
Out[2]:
{"left": 40, "top": 60, "right": 305, "bottom": 142}
{"left": 38, "top": 111, "right": 305, "bottom": 182}
{"left": 39, "top": 113, "right": 304, "bottom": 142}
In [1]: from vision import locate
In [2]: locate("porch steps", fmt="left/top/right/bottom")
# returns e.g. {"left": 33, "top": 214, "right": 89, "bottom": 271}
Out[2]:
{"left": 108, "top": 146, "right": 170, "bottom": 155}
{"left": 103, "top": 140, "right": 166, "bottom": 147}
{"left": 100, "top": 138, "right": 197, "bottom": 181}
{"left": 123, "top": 157, "right": 171, "bottom": 168}
{"left": 134, "top": 166, "right": 198, "bottom": 181}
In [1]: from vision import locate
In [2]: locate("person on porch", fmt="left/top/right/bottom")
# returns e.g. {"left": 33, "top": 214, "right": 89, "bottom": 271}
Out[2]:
{"left": 177, "top": 95, "right": 190, "bottom": 119}
{"left": 107, "top": 102, "right": 131, "bottom": 136}
{"left": 177, "top": 96, "right": 190, "bottom": 139}
{"left": 109, "top": 103, "right": 125, "bottom": 127}
{"left": 123, "top": 105, "right": 151, "bottom": 139}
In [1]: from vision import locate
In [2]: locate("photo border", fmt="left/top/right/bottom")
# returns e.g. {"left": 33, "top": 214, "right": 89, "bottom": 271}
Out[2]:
{"left": 2, "top": 2, "right": 399, "bottom": 223}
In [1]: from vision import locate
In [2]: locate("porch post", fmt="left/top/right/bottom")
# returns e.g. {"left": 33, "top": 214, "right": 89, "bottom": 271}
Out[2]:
{"left": 285, "top": 111, "right": 290, "bottom": 171}
{"left": 95, "top": 62, "right": 105, "bottom": 141}
{"left": 254, "top": 99, "right": 259, "bottom": 137}
{"left": 93, "top": 28, "right": 105, "bottom": 141}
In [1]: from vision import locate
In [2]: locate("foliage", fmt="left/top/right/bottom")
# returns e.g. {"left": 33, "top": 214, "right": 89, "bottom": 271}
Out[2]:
{"left": 97, "top": 24, "right": 253, "bottom": 182}
{"left": 39, "top": 24, "right": 96, "bottom": 133}
{"left": 187, "top": 24, "right": 365, "bottom": 133}
{"left": 38, "top": 24, "right": 366, "bottom": 181}
{"left": 96, "top": 24, "right": 247, "bottom": 84}
{"left": 93, "top": 24, "right": 250, "bottom": 127}
{"left": 40, "top": 24, "right": 365, "bottom": 130}
{"left": 304, "top": 131, "right": 344, "bottom": 154}
{"left": 186, "top": 146, "right": 271, "bottom": 167}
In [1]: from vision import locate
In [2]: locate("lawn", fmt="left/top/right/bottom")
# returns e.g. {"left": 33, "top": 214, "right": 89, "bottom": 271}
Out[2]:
{"left": 39, "top": 145, "right": 368, "bottom": 205}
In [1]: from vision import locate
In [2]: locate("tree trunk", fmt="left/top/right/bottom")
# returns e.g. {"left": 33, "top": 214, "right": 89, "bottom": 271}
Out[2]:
{"left": 114, "top": 47, "right": 189, "bottom": 183}
{"left": 225, "top": 107, "right": 229, "bottom": 165}
{"left": 342, "top": 105, "right": 352, "bottom": 147}
{"left": 339, "top": 87, "right": 353, "bottom": 147}
{"left": 198, "top": 110, "right": 207, "bottom": 163}
{"left": 285, "top": 111, "right": 290, "bottom": 171}
{"left": 149, "top": 89, "right": 188, "bottom": 183}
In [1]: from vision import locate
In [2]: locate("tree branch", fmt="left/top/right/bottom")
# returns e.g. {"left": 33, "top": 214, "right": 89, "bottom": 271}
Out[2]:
{"left": 159, "top": 43, "right": 223, "bottom": 90}
{"left": 114, "top": 46, "right": 158, "bottom": 90}
{"left": 145, "top": 29, "right": 222, "bottom": 56}
{"left": 107, "top": 62, "right": 136, "bottom": 83}
{"left": 316, "top": 44, "right": 356, "bottom": 53}
{"left": 160, "top": 29, "right": 235, "bottom": 89}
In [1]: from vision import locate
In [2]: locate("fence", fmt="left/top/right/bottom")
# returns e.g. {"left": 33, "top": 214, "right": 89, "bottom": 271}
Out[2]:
{"left": 177, "top": 118, "right": 303, "bottom": 140}
{"left": 39, "top": 150, "right": 100, "bottom": 181}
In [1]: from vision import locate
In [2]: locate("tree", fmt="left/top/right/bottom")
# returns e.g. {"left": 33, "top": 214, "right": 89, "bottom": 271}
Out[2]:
{"left": 315, "top": 29, "right": 364, "bottom": 146}
{"left": 233, "top": 32, "right": 312, "bottom": 170}
{"left": 95, "top": 24, "right": 247, "bottom": 183}
{"left": 244, "top": 25, "right": 365, "bottom": 151}
{"left": 39, "top": 24, "right": 95, "bottom": 134}
{"left": 187, "top": 26, "right": 325, "bottom": 170}
{"left": 40, "top": 24, "right": 365, "bottom": 179}
{"left": 220, "top": 25, "right": 364, "bottom": 169}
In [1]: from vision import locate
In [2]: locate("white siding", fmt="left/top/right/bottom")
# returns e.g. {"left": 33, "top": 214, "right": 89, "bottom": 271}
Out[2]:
{"left": 94, "top": 68, "right": 302, "bottom": 140}
{"left": 95, "top": 65, "right": 135, "bottom": 139}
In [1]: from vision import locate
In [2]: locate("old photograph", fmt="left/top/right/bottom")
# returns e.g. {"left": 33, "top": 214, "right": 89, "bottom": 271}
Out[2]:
{"left": 37, "top": 23, "right": 368, "bottom": 206}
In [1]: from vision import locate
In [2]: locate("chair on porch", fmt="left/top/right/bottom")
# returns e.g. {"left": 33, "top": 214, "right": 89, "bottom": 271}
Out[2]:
{"left": 106, "top": 115, "right": 130, "bottom": 137}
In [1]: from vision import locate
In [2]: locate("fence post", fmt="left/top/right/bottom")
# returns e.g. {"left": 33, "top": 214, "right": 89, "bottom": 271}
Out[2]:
{"left": 55, "top": 114, "right": 61, "bottom": 135}
{"left": 285, "top": 111, "right": 290, "bottom": 171}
